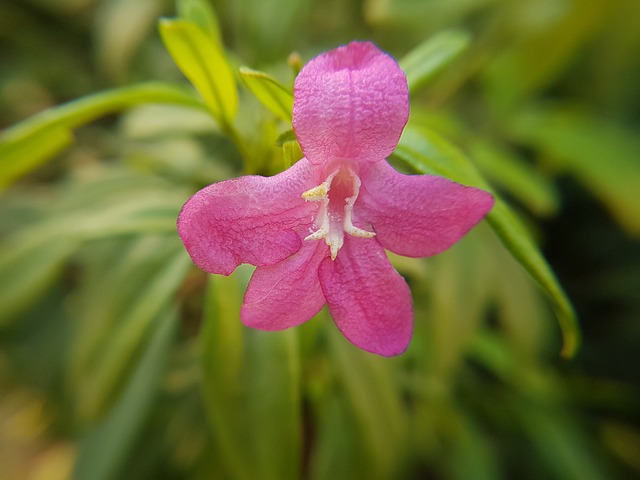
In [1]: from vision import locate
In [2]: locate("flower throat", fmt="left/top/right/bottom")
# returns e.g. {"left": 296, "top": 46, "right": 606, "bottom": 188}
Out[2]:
{"left": 302, "top": 166, "right": 375, "bottom": 260}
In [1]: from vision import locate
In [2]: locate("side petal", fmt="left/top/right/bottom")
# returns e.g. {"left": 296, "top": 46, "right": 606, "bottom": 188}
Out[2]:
{"left": 241, "top": 241, "right": 328, "bottom": 330}
{"left": 293, "top": 41, "right": 409, "bottom": 165}
{"left": 359, "top": 160, "right": 494, "bottom": 258}
{"left": 177, "top": 158, "right": 318, "bottom": 275}
{"left": 319, "top": 237, "right": 413, "bottom": 356}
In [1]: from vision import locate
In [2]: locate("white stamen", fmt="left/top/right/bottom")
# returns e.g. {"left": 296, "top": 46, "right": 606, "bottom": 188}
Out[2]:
{"left": 343, "top": 173, "right": 376, "bottom": 239}
{"left": 301, "top": 167, "right": 375, "bottom": 260}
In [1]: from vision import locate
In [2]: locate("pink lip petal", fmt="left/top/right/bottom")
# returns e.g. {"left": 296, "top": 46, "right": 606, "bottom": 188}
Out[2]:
{"left": 359, "top": 160, "right": 495, "bottom": 258}
{"left": 177, "top": 158, "right": 319, "bottom": 276}
{"left": 293, "top": 41, "right": 409, "bottom": 165}
{"left": 318, "top": 236, "right": 413, "bottom": 356}
{"left": 241, "top": 241, "right": 328, "bottom": 330}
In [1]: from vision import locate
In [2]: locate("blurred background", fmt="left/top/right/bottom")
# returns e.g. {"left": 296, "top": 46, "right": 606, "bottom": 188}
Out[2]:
{"left": 1, "top": 0, "right": 639, "bottom": 479}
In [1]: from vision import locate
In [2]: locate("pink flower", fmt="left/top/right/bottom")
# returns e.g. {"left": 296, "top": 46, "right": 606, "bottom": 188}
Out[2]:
{"left": 178, "top": 42, "right": 494, "bottom": 356}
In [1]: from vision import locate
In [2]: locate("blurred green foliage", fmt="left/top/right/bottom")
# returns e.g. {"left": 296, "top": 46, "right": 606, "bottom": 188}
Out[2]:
{"left": 1, "top": 0, "right": 639, "bottom": 479}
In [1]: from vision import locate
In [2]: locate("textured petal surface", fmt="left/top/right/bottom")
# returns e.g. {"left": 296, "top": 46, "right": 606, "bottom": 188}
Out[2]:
{"left": 241, "top": 241, "right": 328, "bottom": 330}
{"left": 319, "top": 237, "right": 413, "bottom": 356}
{"left": 293, "top": 41, "right": 409, "bottom": 165}
{"left": 177, "top": 158, "right": 318, "bottom": 275}
{"left": 359, "top": 160, "right": 494, "bottom": 257}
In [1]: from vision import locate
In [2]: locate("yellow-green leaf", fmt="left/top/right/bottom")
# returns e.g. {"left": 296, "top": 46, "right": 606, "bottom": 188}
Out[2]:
{"left": 0, "top": 82, "right": 203, "bottom": 189}
{"left": 239, "top": 67, "right": 293, "bottom": 121}
{"left": 177, "top": 0, "right": 222, "bottom": 43}
{"left": 159, "top": 18, "right": 237, "bottom": 125}
{"left": 0, "top": 125, "right": 72, "bottom": 189}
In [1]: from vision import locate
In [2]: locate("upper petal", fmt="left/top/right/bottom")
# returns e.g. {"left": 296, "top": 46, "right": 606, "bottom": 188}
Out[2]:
{"left": 358, "top": 160, "right": 494, "bottom": 258}
{"left": 241, "top": 241, "right": 328, "bottom": 330}
{"left": 293, "top": 41, "right": 409, "bottom": 165}
{"left": 177, "top": 158, "right": 318, "bottom": 275}
{"left": 319, "top": 236, "right": 413, "bottom": 356}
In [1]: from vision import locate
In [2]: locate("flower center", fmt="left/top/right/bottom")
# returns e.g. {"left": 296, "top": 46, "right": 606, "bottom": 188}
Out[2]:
{"left": 302, "top": 166, "right": 375, "bottom": 260}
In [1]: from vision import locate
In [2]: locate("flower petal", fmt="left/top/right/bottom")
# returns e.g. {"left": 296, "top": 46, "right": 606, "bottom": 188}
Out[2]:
{"left": 293, "top": 41, "right": 409, "bottom": 165}
{"left": 177, "top": 158, "right": 318, "bottom": 275}
{"left": 241, "top": 241, "right": 328, "bottom": 330}
{"left": 319, "top": 236, "right": 413, "bottom": 356}
{"left": 359, "top": 160, "right": 494, "bottom": 257}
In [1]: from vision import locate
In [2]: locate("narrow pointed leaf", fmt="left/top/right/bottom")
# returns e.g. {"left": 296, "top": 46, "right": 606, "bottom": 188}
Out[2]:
{"left": 0, "top": 126, "right": 72, "bottom": 189}
{"left": 70, "top": 238, "right": 191, "bottom": 420}
{"left": 509, "top": 106, "right": 640, "bottom": 235}
{"left": 177, "top": 0, "right": 222, "bottom": 42}
{"left": 159, "top": 18, "right": 237, "bottom": 124}
{"left": 72, "top": 308, "right": 177, "bottom": 480}
{"left": 484, "top": 0, "right": 609, "bottom": 109}
{"left": 327, "top": 325, "right": 406, "bottom": 479}
{"left": 201, "top": 272, "right": 302, "bottom": 480}
{"left": 469, "top": 139, "right": 559, "bottom": 217}
{"left": 393, "top": 126, "right": 580, "bottom": 357}
{"left": 282, "top": 139, "right": 303, "bottom": 167}
{"left": 0, "top": 171, "right": 187, "bottom": 327}
{"left": 276, "top": 129, "right": 303, "bottom": 167}
{"left": 400, "top": 29, "right": 471, "bottom": 93}
{"left": 0, "top": 82, "right": 203, "bottom": 189}
{"left": 94, "top": 0, "right": 163, "bottom": 82}
{"left": 0, "top": 235, "right": 77, "bottom": 327}
{"left": 240, "top": 67, "right": 293, "bottom": 121}
{"left": 310, "top": 396, "right": 370, "bottom": 480}
{"left": 515, "top": 398, "right": 608, "bottom": 480}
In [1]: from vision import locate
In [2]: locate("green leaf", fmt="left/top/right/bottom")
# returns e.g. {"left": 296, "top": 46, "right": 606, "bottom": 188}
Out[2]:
{"left": 399, "top": 29, "right": 471, "bottom": 93}
{"left": 276, "top": 129, "right": 303, "bottom": 167}
{"left": 444, "top": 408, "right": 502, "bottom": 480}
{"left": 0, "top": 168, "right": 187, "bottom": 327}
{"left": 488, "top": 231, "right": 552, "bottom": 359}
{"left": 426, "top": 228, "right": 493, "bottom": 377}
{"left": 201, "top": 271, "right": 301, "bottom": 480}
{"left": 327, "top": 325, "right": 406, "bottom": 479}
{"left": 94, "top": 0, "right": 164, "bottom": 82}
{"left": 309, "top": 395, "right": 369, "bottom": 480}
{"left": 0, "top": 82, "right": 203, "bottom": 189}
{"left": 0, "top": 235, "right": 78, "bottom": 328}
{"left": 484, "top": 0, "right": 609, "bottom": 109}
{"left": 239, "top": 67, "right": 293, "bottom": 121}
{"left": 222, "top": 0, "right": 307, "bottom": 61}
{"left": 177, "top": 0, "right": 222, "bottom": 43}
{"left": 509, "top": 106, "right": 640, "bottom": 236}
{"left": 469, "top": 139, "right": 559, "bottom": 217}
{"left": 276, "top": 129, "right": 297, "bottom": 146}
{"left": 514, "top": 398, "right": 608, "bottom": 480}
{"left": 393, "top": 125, "right": 580, "bottom": 357}
{"left": 69, "top": 237, "right": 191, "bottom": 421}
{"left": 0, "top": 125, "right": 72, "bottom": 189}
{"left": 72, "top": 307, "right": 177, "bottom": 480}
{"left": 282, "top": 139, "right": 303, "bottom": 168}
{"left": 159, "top": 18, "right": 237, "bottom": 125}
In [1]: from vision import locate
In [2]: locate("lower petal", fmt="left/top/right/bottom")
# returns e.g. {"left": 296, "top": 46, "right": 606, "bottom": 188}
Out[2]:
{"left": 319, "top": 236, "right": 413, "bottom": 356}
{"left": 359, "top": 160, "right": 494, "bottom": 258}
{"left": 241, "top": 241, "right": 328, "bottom": 330}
